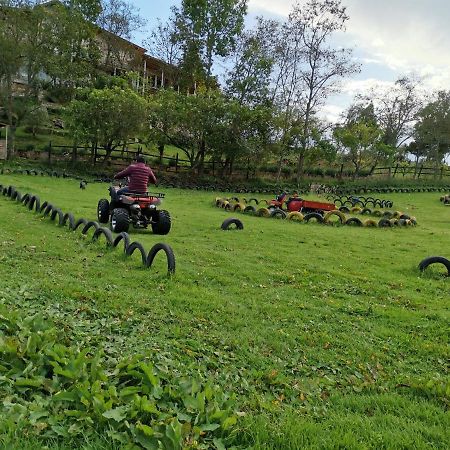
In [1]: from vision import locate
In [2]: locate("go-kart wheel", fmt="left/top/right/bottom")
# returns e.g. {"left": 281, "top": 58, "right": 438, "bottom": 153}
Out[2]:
{"left": 151, "top": 210, "right": 171, "bottom": 235}
{"left": 111, "top": 208, "right": 130, "bottom": 233}
{"left": 97, "top": 198, "right": 110, "bottom": 223}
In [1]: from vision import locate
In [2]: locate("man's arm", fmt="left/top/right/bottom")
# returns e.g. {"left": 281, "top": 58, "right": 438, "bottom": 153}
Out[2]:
{"left": 114, "top": 165, "right": 132, "bottom": 179}
{"left": 147, "top": 168, "right": 157, "bottom": 185}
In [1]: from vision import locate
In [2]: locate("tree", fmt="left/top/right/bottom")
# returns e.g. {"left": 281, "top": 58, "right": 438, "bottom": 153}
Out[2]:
{"left": 145, "top": 17, "right": 182, "bottom": 67}
{"left": 0, "top": 0, "right": 34, "bottom": 158}
{"left": 413, "top": 91, "right": 450, "bottom": 175}
{"left": 271, "top": 0, "right": 359, "bottom": 183}
{"left": 334, "top": 121, "right": 392, "bottom": 178}
{"left": 96, "top": 0, "right": 146, "bottom": 72}
{"left": 172, "top": 0, "right": 248, "bottom": 89}
{"left": 44, "top": 1, "right": 100, "bottom": 98}
{"left": 225, "top": 17, "right": 276, "bottom": 106}
{"left": 356, "top": 76, "right": 423, "bottom": 149}
{"left": 65, "top": 87, "right": 148, "bottom": 161}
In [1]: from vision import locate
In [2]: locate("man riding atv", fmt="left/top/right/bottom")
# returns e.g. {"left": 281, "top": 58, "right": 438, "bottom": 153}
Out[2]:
{"left": 114, "top": 154, "right": 156, "bottom": 194}
{"left": 97, "top": 154, "right": 171, "bottom": 234}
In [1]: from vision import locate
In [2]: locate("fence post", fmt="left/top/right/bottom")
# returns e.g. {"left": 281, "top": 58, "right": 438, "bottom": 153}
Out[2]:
{"left": 440, "top": 166, "right": 444, "bottom": 180}
{"left": 175, "top": 153, "right": 179, "bottom": 173}
{"left": 48, "top": 141, "right": 52, "bottom": 164}
{"left": 339, "top": 163, "right": 344, "bottom": 179}
{"left": 94, "top": 144, "right": 97, "bottom": 166}
{"left": 212, "top": 159, "right": 215, "bottom": 176}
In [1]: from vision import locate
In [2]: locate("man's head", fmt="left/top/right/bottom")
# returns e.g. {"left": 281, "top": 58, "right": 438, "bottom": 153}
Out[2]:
{"left": 135, "top": 154, "right": 145, "bottom": 164}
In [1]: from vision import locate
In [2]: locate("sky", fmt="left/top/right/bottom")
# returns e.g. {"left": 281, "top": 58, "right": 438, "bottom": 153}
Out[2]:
{"left": 130, "top": 0, "right": 450, "bottom": 123}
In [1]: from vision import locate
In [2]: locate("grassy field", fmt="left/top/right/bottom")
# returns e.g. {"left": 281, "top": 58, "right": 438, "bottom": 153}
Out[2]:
{"left": 0, "top": 173, "right": 449, "bottom": 449}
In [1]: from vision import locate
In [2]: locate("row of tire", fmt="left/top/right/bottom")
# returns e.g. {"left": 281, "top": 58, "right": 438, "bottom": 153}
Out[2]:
{"left": 328, "top": 195, "right": 393, "bottom": 208}
{"left": 215, "top": 198, "right": 417, "bottom": 228}
{"left": 3, "top": 166, "right": 450, "bottom": 195}
{"left": 0, "top": 184, "right": 175, "bottom": 275}
{"left": 331, "top": 185, "right": 450, "bottom": 195}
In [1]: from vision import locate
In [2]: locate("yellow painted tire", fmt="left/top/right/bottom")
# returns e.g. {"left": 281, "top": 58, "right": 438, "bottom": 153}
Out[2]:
{"left": 324, "top": 210, "right": 346, "bottom": 225}
{"left": 350, "top": 206, "right": 362, "bottom": 213}
{"left": 256, "top": 207, "right": 271, "bottom": 217}
{"left": 363, "top": 219, "right": 378, "bottom": 227}
{"left": 287, "top": 211, "right": 304, "bottom": 222}
{"left": 233, "top": 203, "right": 246, "bottom": 212}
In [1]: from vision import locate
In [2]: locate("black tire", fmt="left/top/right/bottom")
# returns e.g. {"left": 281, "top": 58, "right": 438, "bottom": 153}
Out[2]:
{"left": 125, "top": 241, "right": 147, "bottom": 265}
{"left": 28, "top": 195, "right": 40, "bottom": 212}
{"left": 113, "top": 232, "right": 131, "bottom": 252}
{"left": 378, "top": 218, "right": 392, "bottom": 228}
{"left": 361, "top": 208, "right": 372, "bottom": 215}
{"left": 73, "top": 218, "right": 88, "bottom": 231}
{"left": 97, "top": 199, "right": 110, "bottom": 223}
{"left": 61, "top": 212, "right": 75, "bottom": 229}
{"left": 345, "top": 217, "right": 363, "bottom": 227}
{"left": 151, "top": 210, "right": 171, "bottom": 235}
{"left": 43, "top": 204, "right": 54, "bottom": 217}
{"left": 82, "top": 221, "right": 100, "bottom": 235}
{"left": 270, "top": 209, "right": 287, "bottom": 219}
{"left": 339, "top": 206, "right": 350, "bottom": 213}
{"left": 51, "top": 208, "right": 64, "bottom": 224}
{"left": 303, "top": 212, "right": 324, "bottom": 223}
{"left": 92, "top": 227, "right": 114, "bottom": 246}
{"left": 243, "top": 205, "right": 256, "bottom": 214}
{"left": 111, "top": 208, "right": 130, "bottom": 233}
{"left": 146, "top": 243, "right": 176, "bottom": 274}
{"left": 418, "top": 256, "right": 450, "bottom": 276}
{"left": 221, "top": 217, "right": 244, "bottom": 230}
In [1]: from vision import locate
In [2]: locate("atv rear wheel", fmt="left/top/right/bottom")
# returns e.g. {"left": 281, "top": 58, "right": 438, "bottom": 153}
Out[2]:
{"left": 151, "top": 210, "right": 171, "bottom": 235}
{"left": 97, "top": 199, "right": 110, "bottom": 223}
{"left": 111, "top": 208, "right": 130, "bottom": 233}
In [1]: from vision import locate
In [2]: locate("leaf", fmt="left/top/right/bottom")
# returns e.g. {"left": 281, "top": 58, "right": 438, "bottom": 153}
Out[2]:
{"left": 213, "top": 438, "right": 226, "bottom": 450}
{"left": 53, "top": 390, "right": 78, "bottom": 402}
{"left": 102, "top": 406, "right": 128, "bottom": 422}
{"left": 199, "top": 423, "right": 220, "bottom": 432}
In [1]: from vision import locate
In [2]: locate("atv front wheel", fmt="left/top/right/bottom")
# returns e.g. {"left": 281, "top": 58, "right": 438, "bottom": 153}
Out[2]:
{"left": 151, "top": 210, "right": 171, "bottom": 235}
{"left": 97, "top": 199, "right": 110, "bottom": 223}
{"left": 111, "top": 208, "right": 130, "bottom": 233}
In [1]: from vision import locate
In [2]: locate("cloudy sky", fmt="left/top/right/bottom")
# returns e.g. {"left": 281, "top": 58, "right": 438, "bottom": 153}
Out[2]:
{"left": 132, "top": 0, "right": 450, "bottom": 122}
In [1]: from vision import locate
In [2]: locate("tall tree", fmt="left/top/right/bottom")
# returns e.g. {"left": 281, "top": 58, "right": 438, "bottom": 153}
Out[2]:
{"left": 413, "top": 90, "right": 450, "bottom": 174}
{"left": 173, "top": 0, "right": 248, "bottom": 89}
{"left": 225, "top": 17, "right": 276, "bottom": 106}
{"left": 356, "top": 76, "right": 423, "bottom": 149}
{"left": 271, "top": 0, "right": 359, "bottom": 183}
{"left": 96, "top": 0, "right": 146, "bottom": 72}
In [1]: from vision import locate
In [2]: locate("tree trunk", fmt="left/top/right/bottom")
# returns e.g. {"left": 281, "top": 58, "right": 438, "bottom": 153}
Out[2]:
{"left": 196, "top": 139, "right": 206, "bottom": 176}
{"left": 276, "top": 153, "right": 284, "bottom": 183}
{"left": 296, "top": 150, "right": 305, "bottom": 186}
{"left": 6, "top": 75, "right": 15, "bottom": 160}
{"left": 71, "top": 140, "right": 78, "bottom": 164}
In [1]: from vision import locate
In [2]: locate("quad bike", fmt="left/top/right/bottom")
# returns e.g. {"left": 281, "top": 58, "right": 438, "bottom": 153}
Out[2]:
{"left": 97, "top": 185, "right": 171, "bottom": 235}
{"left": 268, "top": 192, "right": 336, "bottom": 215}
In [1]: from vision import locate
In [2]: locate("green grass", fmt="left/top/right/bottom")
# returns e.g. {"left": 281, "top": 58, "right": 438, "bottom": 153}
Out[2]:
{"left": 0, "top": 173, "right": 449, "bottom": 449}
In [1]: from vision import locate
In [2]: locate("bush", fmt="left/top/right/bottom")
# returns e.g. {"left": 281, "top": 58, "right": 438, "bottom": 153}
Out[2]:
{"left": 0, "top": 305, "right": 239, "bottom": 448}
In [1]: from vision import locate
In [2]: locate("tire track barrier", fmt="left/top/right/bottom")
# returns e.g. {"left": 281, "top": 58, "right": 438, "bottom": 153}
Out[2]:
{"left": 214, "top": 197, "right": 418, "bottom": 228}
{"left": 0, "top": 184, "right": 175, "bottom": 275}
{"left": 419, "top": 256, "right": 450, "bottom": 276}
{"left": 2, "top": 166, "right": 450, "bottom": 194}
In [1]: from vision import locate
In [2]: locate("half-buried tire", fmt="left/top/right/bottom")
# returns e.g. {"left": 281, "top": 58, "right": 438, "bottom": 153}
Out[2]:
{"left": 418, "top": 256, "right": 450, "bottom": 276}
{"left": 146, "top": 243, "right": 176, "bottom": 274}
{"left": 221, "top": 217, "right": 244, "bottom": 230}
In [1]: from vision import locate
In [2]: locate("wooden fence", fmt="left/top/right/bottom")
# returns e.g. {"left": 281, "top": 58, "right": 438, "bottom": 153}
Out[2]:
{"left": 15, "top": 142, "right": 450, "bottom": 180}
